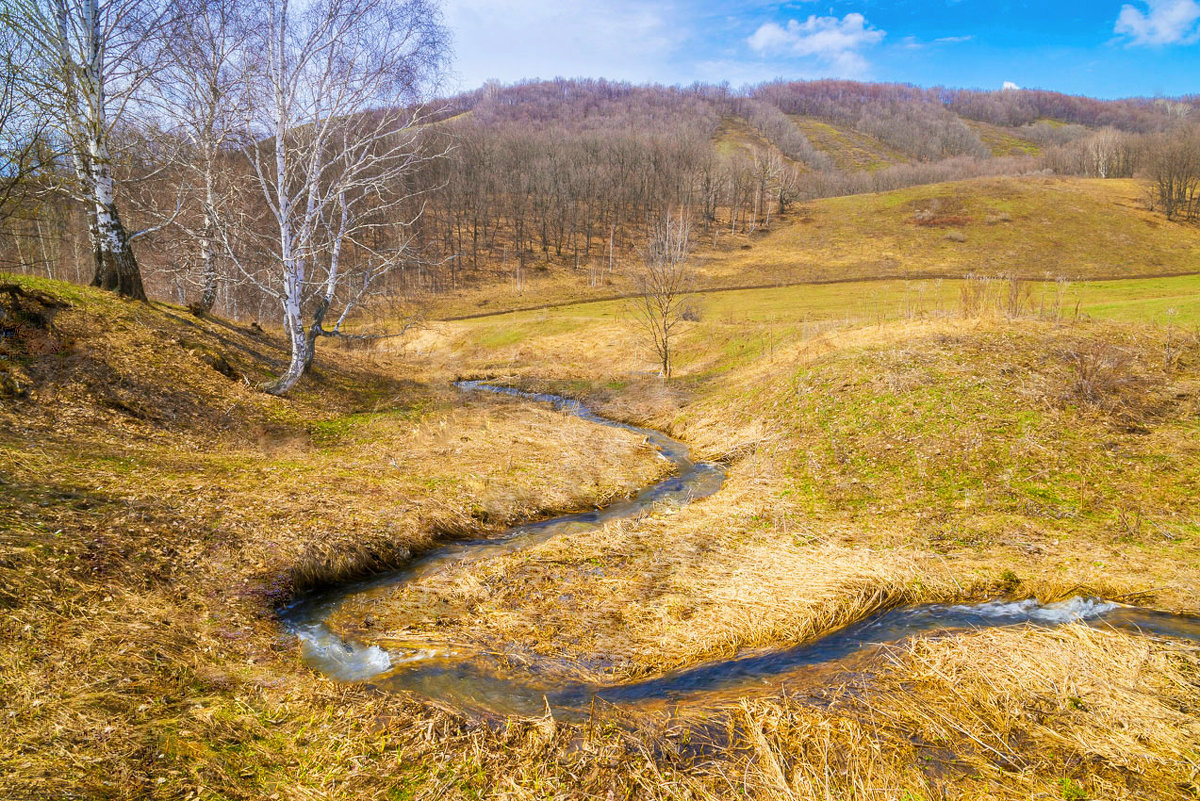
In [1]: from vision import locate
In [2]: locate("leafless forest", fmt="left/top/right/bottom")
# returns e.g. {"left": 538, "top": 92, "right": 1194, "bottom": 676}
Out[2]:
{"left": 2, "top": 0, "right": 1200, "bottom": 387}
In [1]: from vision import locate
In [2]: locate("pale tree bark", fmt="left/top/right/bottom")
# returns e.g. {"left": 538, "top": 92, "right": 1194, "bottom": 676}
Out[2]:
{"left": 3, "top": 0, "right": 168, "bottom": 301}
{"left": 240, "top": 0, "right": 448, "bottom": 395}
{"left": 86, "top": 137, "right": 145, "bottom": 298}
{"left": 154, "top": 0, "right": 258, "bottom": 314}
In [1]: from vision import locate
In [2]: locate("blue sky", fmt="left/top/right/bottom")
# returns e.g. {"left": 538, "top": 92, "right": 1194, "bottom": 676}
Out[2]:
{"left": 440, "top": 1, "right": 1200, "bottom": 98}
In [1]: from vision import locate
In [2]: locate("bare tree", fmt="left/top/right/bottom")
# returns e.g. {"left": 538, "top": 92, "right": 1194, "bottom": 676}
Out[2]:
{"left": 155, "top": 0, "right": 257, "bottom": 314}
{"left": 0, "top": 27, "right": 51, "bottom": 223}
{"left": 1087, "top": 128, "right": 1133, "bottom": 178}
{"left": 239, "top": 0, "right": 447, "bottom": 395}
{"left": 3, "top": 0, "right": 171, "bottom": 300}
{"left": 774, "top": 154, "right": 803, "bottom": 216}
{"left": 628, "top": 211, "right": 693, "bottom": 380}
{"left": 1145, "top": 127, "right": 1200, "bottom": 222}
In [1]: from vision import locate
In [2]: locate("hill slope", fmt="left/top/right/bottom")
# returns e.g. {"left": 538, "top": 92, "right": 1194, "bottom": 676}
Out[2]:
{"left": 426, "top": 175, "right": 1200, "bottom": 318}
{"left": 789, "top": 115, "right": 911, "bottom": 172}
{"left": 0, "top": 277, "right": 668, "bottom": 799}
{"left": 346, "top": 288, "right": 1200, "bottom": 799}
{"left": 701, "top": 175, "right": 1200, "bottom": 286}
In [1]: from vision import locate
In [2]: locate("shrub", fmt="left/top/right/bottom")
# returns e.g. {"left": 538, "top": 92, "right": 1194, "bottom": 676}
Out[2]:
{"left": 1062, "top": 340, "right": 1136, "bottom": 408}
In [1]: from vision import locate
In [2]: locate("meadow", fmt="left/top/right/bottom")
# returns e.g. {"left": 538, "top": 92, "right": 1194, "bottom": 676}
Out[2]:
{"left": 334, "top": 218, "right": 1200, "bottom": 797}
{"left": 427, "top": 176, "right": 1200, "bottom": 320}
{"left": 3, "top": 171, "right": 1199, "bottom": 800}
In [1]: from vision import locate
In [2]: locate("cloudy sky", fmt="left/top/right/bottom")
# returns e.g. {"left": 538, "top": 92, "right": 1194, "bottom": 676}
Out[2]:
{"left": 438, "top": 0, "right": 1200, "bottom": 97}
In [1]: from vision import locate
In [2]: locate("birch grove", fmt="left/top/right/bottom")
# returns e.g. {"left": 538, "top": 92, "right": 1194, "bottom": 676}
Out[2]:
{"left": 155, "top": 0, "right": 258, "bottom": 313}
{"left": 4, "top": 33, "right": 1200, "bottom": 396}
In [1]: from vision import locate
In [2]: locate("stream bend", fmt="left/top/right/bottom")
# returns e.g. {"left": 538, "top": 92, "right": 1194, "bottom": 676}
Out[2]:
{"left": 280, "top": 382, "right": 1200, "bottom": 719}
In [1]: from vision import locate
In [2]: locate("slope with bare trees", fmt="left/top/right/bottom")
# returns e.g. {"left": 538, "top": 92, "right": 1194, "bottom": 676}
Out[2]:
{"left": 2, "top": 65, "right": 1200, "bottom": 389}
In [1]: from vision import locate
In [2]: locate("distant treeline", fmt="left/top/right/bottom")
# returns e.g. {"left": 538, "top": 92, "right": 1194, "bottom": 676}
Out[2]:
{"left": 4, "top": 77, "right": 1199, "bottom": 319}
{"left": 401, "top": 79, "right": 1199, "bottom": 289}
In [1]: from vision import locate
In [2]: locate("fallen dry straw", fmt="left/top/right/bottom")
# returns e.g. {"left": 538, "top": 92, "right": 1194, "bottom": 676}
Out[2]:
{"left": 728, "top": 624, "right": 1200, "bottom": 800}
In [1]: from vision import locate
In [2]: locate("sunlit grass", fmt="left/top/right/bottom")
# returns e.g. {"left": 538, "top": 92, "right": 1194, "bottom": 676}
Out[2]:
{"left": 6, "top": 253, "right": 1200, "bottom": 800}
{"left": 427, "top": 175, "right": 1200, "bottom": 319}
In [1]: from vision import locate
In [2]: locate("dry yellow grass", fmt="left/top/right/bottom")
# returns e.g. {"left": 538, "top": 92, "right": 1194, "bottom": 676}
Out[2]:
{"left": 727, "top": 625, "right": 1200, "bottom": 800}
{"left": 699, "top": 176, "right": 1200, "bottom": 289}
{"left": 327, "top": 484, "right": 949, "bottom": 682}
{"left": 5, "top": 271, "right": 1199, "bottom": 800}
{"left": 715, "top": 114, "right": 802, "bottom": 168}
{"left": 962, "top": 119, "right": 1042, "bottom": 157}
{"left": 335, "top": 311, "right": 1200, "bottom": 700}
{"left": 420, "top": 175, "right": 1200, "bottom": 319}
{"left": 0, "top": 276, "right": 680, "bottom": 799}
{"left": 789, "top": 115, "right": 910, "bottom": 172}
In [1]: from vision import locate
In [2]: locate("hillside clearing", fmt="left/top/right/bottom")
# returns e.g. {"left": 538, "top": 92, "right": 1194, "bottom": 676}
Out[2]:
{"left": 788, "top": 115, "right": 911, "bottom": 172}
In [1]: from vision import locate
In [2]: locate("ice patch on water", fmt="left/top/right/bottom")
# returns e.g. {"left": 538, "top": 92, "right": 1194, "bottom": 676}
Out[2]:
{"left": 949, "top": 596, "right": 1117, "bottom": 623}
{"left": 295, "top": 624, "right": 392, "bottom": 682}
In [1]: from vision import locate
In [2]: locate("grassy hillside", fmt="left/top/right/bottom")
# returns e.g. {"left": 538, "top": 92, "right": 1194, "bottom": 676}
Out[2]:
{"left": 963, "top": 119, "right": 1043, "bottom": 156}
{"left": 5, "top": 259, "right": 1200, "bottom": 799}
{"left": 397, "top": 313, "right": 1200, "bottom": 627}
{"left": 7, "top": 80, "right": 1200, "bottom": 801}
{"left": 701, "top": 175, "right": 1200, "bottom": 287}
{"left": 424, "top": 175, "right": 1200, "bottom": 319}
{"left": 789, "top": 115, "right": 910, "bottom": 172}
{"left": 335, "top": 282, "right": 1200, "bottom": 799}
{"left": 714, "top": 115, "right": 799, "bottom": 167}
{"left": 0, "top": 276, "right": 674, "bottom": 799}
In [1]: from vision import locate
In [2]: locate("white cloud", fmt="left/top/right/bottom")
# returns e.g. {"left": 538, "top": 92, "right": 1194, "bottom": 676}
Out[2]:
{"left": 1002, "top": 81, "right": 1020, "bottom": 90}
{"left": 746, "top": 13, "right": 885, "bottom": 77}
{"left": 1114, "top": 0, "right": 1200, "bottom": 46}
{"left": 440, "top": 0, "right": 689, "bottom": 89}
{"left": 900, "top": 34, "right": 972, "bottom": 50}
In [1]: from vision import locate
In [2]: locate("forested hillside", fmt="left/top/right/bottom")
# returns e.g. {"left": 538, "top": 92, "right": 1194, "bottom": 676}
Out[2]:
{"left": 4, "top": 77, "right": 1199, "bottom": 322}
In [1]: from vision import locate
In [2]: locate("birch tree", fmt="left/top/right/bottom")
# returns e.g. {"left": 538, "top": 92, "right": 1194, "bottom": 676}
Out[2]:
{"left": 3, "top": 0, "right": 169, "bottom": 300}
{"left": 154, "top": 0, "right": 257, "bottom": 314}
{"left": 242, "top": 0, "right": 448, "bottom": 394}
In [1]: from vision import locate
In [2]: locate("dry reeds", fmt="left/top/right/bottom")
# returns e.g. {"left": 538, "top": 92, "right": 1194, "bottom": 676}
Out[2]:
{"left": 958, "top": 273, "right": 1041, "bottom": 319}
{"left": 727, "top": 625, "right": 1200, "bottom": 800}
{"left": 7, "top": 276, "right": 1200, "bottom": 801}
{"left": 0, "top": 277, "right": 685, "bottom": 800}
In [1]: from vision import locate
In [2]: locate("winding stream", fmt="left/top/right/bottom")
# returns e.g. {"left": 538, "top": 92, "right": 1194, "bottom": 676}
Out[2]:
{"left": 281, "top": 382, "right": 1200, "bottom": 720}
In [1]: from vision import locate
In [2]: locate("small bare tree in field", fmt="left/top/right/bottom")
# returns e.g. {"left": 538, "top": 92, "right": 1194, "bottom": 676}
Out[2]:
{"left": 628, "top": 211, "right": 693, "bottom": 380}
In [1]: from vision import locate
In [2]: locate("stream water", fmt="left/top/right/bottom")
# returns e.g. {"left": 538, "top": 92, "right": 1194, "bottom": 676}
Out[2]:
{"left": 280, "top": 382, "right": 1200, "bottom": 720}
